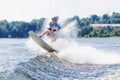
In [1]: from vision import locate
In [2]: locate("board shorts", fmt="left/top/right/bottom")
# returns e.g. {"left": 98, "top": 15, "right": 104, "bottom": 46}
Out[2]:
{"left": 46, "top": 29, "right": 58, "bottom": 38}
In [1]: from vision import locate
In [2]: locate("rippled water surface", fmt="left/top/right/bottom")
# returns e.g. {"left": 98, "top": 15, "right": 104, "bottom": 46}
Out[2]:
{"left": 0, "top": 38, "right": 120, "bottom": 80}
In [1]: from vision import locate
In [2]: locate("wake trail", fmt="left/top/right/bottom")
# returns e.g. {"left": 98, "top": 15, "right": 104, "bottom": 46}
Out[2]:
{"left": 26, "top": 37, "right": 120, "bottom": 64}
{"left": 26, "top": 20, "right": 120, "bottom": 64}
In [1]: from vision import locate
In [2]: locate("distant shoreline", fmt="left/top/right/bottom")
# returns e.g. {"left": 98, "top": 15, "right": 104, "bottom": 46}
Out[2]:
{"left": 0, "top": 37, "right": 120, "bottom": 39}
{"left": 0, "top": 12, "right": 120, "bottom": 38}
{"left": 78, "top": 36, "right": 120, "bottom": 38}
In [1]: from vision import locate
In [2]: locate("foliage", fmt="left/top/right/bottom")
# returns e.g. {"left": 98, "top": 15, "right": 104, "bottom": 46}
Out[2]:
{"left": 0, "top": 12, "right": 120, "bottom": 38}
{"left": 78, "top": 26, "right": 120, "bottom": 37}
{"left": 77, "top": 12, "right": 120, "bottom": 37}
{"left": 0, "top": 18, "right": 45, "bottom": 38}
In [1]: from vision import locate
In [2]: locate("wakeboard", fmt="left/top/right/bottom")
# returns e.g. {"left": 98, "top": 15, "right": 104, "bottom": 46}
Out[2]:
{"left": 28, "top": 31, "right": 58, "bottom": 53}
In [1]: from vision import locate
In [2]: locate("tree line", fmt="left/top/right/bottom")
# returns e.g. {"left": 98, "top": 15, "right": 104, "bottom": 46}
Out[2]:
{"left": 76, "top": 12, "right": 120, "bottom": 37}
{"left": 0, "top": 18, "right": 45, "bottom": 38}
{"left": 78, "top": 26, "right": 120, "bottom": 37}
{"left": 0, "top": 12, "right": 120, "bottom": 38}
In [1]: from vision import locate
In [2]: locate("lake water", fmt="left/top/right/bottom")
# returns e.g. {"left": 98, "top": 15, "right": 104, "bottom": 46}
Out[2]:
{"left": 76, "top": 38, "right": 120, "bottom": 53}
{"left": 0, "top": 38, "right": 120, "bottom": 80}
{"left": 0, "top": 39, "right": 34, "bottom": 68}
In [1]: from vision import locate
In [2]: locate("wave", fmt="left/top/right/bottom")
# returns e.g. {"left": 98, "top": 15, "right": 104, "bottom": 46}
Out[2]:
{"left": 26, "top": 37, "right": 120, "bottom": 64}
{"left": 1, "top": 38, "right": 120, "bottom": 80}
{"left": 2, "top": 53, "right": 120, "bottom": 80}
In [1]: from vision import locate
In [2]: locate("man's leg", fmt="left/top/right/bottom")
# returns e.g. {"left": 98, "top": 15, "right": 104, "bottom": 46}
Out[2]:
{"left": 52, "top": 35, "right": 58, "bottom": 42}
{"left": 39, "top": 30, "right": 49, "bottom": 38}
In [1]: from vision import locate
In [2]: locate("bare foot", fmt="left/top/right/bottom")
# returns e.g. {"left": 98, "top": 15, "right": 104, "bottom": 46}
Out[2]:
{"left": 38, "top": 35, "right": 42, "bottom": 38}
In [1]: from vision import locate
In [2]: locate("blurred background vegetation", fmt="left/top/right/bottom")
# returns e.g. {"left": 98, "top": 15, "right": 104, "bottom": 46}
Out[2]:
{"left": 0, "top": 12, "right": 120, "bottom": 38}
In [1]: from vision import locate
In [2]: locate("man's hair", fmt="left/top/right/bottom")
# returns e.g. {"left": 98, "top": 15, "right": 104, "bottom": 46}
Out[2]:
{"left": 52, "top": 16, "right": 59, "bottom": 21}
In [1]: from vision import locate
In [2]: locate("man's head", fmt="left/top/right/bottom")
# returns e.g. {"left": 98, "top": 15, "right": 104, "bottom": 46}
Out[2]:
{"left": 52, "top": 16, "right": 59, "bottom": 24}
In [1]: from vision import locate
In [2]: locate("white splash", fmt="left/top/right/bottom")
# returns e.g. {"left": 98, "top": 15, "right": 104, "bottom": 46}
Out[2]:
{"left": 59, "top": 21, "right": 79, "bottom": 38}
{"left": 55, "top": 39, "right": 120, "bottom": 64}
{"left": 26, "top": 20, "right": 120, "bottom": 64}
{"left": 25, "top": 37, "right": 47, "bottom": 55}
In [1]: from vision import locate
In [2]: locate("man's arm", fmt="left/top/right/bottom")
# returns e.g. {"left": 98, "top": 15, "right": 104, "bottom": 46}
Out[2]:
{"left": 47, "top": 26, "right": 52, "bottom": 30}
{"left": 47, "top": 22, "right": 53, "bottom": 30}
{"left": 56, "top": 24, "right": 61, "bottom": 31}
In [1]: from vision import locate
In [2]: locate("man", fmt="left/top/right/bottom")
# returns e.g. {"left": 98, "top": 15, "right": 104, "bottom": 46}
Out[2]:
{"left": 39, "top": 16, "right": 61, "bottom": 42}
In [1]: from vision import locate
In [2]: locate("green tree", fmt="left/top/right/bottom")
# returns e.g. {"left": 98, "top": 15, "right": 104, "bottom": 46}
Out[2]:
{"left": 78, "top": 27, "right": 93, "bottom": 37}
{"left": 0, "top": 20, "right": 9, "bottom": 37}
{"left": 110, "top": 12, "right": 120, "bottom": 23}
{"left": 102, "top": 14, "right": 110, "bottom": 23}
{"left": 91, "top": 14, "right": 100, "bottom": 23}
